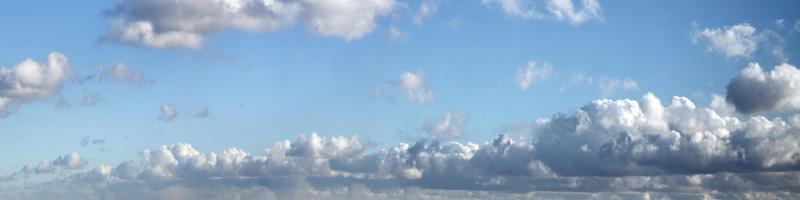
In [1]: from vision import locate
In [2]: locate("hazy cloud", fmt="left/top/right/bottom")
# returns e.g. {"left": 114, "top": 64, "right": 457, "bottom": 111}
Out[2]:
{"left": 513, "top": 60, "right": 553, "bottom": 91}
{"left": 160, "top": 104, "right": 177, "bottom": 122}
{"left": 397, "top": 72, "right": 434, "bottom": 104}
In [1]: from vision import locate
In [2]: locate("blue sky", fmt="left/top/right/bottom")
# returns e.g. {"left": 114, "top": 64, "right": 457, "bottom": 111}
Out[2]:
{"left": 1, "top": 0, "right": 800, "bottom": 198}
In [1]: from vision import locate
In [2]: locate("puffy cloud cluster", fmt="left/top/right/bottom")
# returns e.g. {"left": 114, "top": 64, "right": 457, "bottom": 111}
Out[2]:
{"left": 726, "top": 63, "right": 800, "bottom": 114}
{"left": 513, "top": 60, "right": 553, "bottom": 91}
{"left": 533, "top": 92, "right": 800, "bottom": 176}
{"left": 8, "top": 92, "right": 800, "bottom": 197}
{"left": 105, "top": 0, "right": 396, "bottom": 48}
{"left": 21, "top": 152, "right": 84, "bottom": 175}
{"left": 0, "top": 52, "right": 75, "bottom": 117}
{"left": 397, "top": 72, "right": 434, "bottom": 104}
{"left": 480, "top": 0, "right": 602, "bottom": 25}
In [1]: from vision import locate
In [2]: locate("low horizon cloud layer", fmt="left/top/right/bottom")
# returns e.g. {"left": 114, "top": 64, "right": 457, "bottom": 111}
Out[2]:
{"left": 4, "top": 62, "right": 800, "bottom": 199}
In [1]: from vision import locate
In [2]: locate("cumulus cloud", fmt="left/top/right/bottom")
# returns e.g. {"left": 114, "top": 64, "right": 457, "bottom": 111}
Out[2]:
{"left": 0, "top": 52, "right": 75, "bottom": 117}
{"left": 397, "top": 72, "right": 434, "bottom": 104}
{"left": 160, "top": 104, "right": 177, "bottom": 122}
{"left": 19, "top": 152, "right": 84, "bottom": 175}
{"left": 726, "top": 63, "right": 800, "bottom": 114}
{"left": 692, "top": 23, "right": 787, "bottom": 61}
{"left": 480, "top": 0, "right": 602, "bottom": 25}
{"left": 100, "top": 63, "right": 147, "bottom": 85}
{"left": 513, "top": 60, "right": 553, "bottom": 91}
{"left": 423, "top": 112, "right": 468, "bottom": 140}
{"left": 105, "top": 0, "right": 396, "bottom": 48}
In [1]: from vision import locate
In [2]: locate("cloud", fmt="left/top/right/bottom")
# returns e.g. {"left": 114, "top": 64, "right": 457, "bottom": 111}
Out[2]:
{"left": 194, "top": 107, "right": 212, "bottom": 119}
{"left": 397, "top": 72, "right": 434, "bottom": 104}
{"left": 82, "top": 94, "right": 103, "bottom": 107}
{"left": 413, "top": 0, "right": 438, "bottom": 25}
{"left": 100, "top": 63, "right": 147, "bottom": 85}
{"left": 726, "top": 63, "right": 800, "bottom": 114}
{"left": 0, "top": 52, "right": 75, "bottom": 117}
{"left": 105, "top": 0, "right": 396, "bottom": 48}
{"left": 692, "top": 23, "right": 758, "bottom": 58}
{"left": 560, "top": 74, "right": 638, "bottom": 95}
{"left": 692, "top": 23, "right": 787, "bottom": 61}
{"left": 20, "top": 152, "right": 84, "bottom": 175}
{"left": 513, "top": 60, "right": 554, "bottom": 91}
{"left": 388, "top": 26, "right": 403, "bottom": 41}
{"left": 160, "top": 104, "right": 177, "bottom": 122}
{"left": 79, "top": 136, "right": 107, "bottom": 147}
{"left": 423, "top": 112, "right": 468, "bottom": 140}
{"left": 480, "top": 0, "right": 602, "bottom": 25}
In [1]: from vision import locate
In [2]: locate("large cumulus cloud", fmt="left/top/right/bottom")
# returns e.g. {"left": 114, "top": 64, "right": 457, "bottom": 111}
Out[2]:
{"left": 726, "top": 63, "right": 800, "bottom": 114}
{"left": 104, "top": 0, "right": 396, "bottom": 48}
{"left": 0, "top": 52, "right": 75, "bottom": 117}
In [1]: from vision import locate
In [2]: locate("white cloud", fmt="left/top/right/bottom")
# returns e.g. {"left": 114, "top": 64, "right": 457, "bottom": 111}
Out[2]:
{"left": 546, "top": 0, "right": 602, "bottom": 25}
{"left": 692, "top": 23, "right": 758, "bottom": 58}
{"left": 81, "top": 94, "right": 102, "bottom": 107}
{"left": 726, "top": 63, "right": 800, "bottom": 114}
{"left": 106, "top": 0, "right": 396, "bottom": 48}
{"left": 480, "top": 0, "right": 602, "bottom": 25}
{"left": 21, "top": 152, "right": 84, "bottom": 175}
{"left": 397, "top": 72, "right": 434, "bottom": 104}
{"left": 101, "top": 63, "right": 147, "bottom": 85}
{"left": 160, "top": 104, "right": 177, "bottom": 122}
{"left": 0, "top": 52, "right": 75, "bottom": 117}
{"left": 514, "top": 60, "right": 553, "bottom": 91}
{"left": 692, "top": 23, "right": 788, "bottom": 61}
{"left": 423, "top": 112, "right": 468, "bottom": 140}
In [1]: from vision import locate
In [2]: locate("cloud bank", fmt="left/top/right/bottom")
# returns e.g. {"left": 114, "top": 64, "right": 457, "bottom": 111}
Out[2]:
{"left": 6, "top": 87, "right": 800, "bottom": 198}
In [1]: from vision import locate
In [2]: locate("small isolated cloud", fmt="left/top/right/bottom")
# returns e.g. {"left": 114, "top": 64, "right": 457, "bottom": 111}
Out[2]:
{"left": 692, "top": 23, "right": 787, "bottom": 61}
{"left": 104, "top": 0, "right": 397, "bottom": 49}
{"left": 0, "top": 52, "right": 75, "bottom": 117}
{"left": 726, "top": 62, "right": 800, "bottom": 114}
{"left": 194, "top": 107, "right": 212, "bottom": 119}
{"left": 79, "top": 136, "right": 106, "bottom": 146}
{"left": 413, "top": 0, "right": 438, "bottom": 25}
{"left": 514, "top": 60, "right": 554, "bottom": 91}
{"left": 101, "top": 63, "right": 147, "bottom": 85}
{"left": 423, "top": 112, "right": 468, "bottom": 140}
{"left": 159, "top": 104, "right": 177, "bottom": 122}
{"left": 480, "top": 0, "right": 602, "bottom": 25}
{"left": 81, "top": 94, "right": 102, "bottom": 107}
{"left": 692, "top": 23, "right": 758, "bottom": 58}
{"left": 388, "top": 26, "right": 403, "bottom": 41}
{"left": 397, "top": 72, "right": 434, "bottom": 104}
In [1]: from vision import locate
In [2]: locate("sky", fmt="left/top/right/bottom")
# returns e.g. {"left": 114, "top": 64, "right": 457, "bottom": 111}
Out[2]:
{"left": 0, "top": 0, "right": 800, "bottom": 199}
